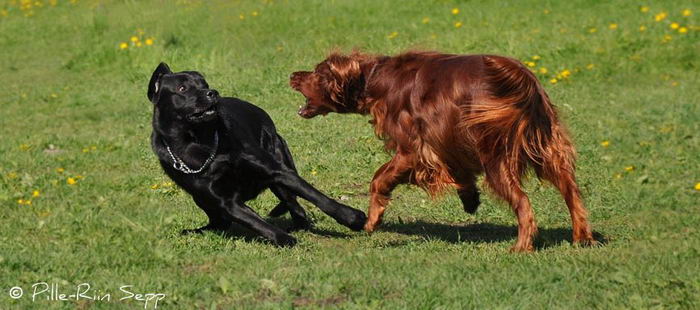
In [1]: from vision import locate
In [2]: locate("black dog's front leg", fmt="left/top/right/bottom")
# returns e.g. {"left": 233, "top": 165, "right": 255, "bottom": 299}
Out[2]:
{"left": 223, "top": 199, "right": 297, "bottom": 247}
{"left": 241, "top": 151, "right": 367, "bottom": 231}
{"left": 181, "top": 197, "right": 232, "bottom": 235}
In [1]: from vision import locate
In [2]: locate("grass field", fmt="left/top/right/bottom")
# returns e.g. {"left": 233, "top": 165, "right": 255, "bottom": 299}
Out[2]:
{"left": 1, "top": 0, "right": 699, "bottom": 308}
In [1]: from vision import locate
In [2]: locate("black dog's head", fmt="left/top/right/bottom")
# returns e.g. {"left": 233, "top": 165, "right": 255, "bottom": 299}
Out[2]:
{"left": 147, "top": 62, "right": 220, "bottom": 123}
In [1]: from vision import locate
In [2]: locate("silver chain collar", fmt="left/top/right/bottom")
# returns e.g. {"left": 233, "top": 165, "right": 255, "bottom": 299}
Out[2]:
{"left": 162, "top": 132, "right": 219, "bottom": 174}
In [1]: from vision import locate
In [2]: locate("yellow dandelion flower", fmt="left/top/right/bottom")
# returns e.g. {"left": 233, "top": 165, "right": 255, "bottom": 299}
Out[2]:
{"left": 19, "top": 144, "right": 30, "bottom": 151}
{"left": 586, "top": 64, "right": 595, "bottom": 70}
{"left": 561, "top": 69, "right": 571, "bottom": 78}
{"left": 50, "top": 93, "right": 58, "bottom": 98}
{"left": 387, "top": 31, "right": 398, "bottom": 39}
{"left": 671, "top": 81, "right": 678, "bottom": 87}
{"left": 695, "top": 182, "right": 700, "bottom": 191}
{"left": 682, "top": 9, "right": 692, "bottom": 17}
{"left": 526, "top": 61, "right": 536, "bottom": 67}
{"left": 601, "top": 141, "right": 610, "bottom": 147}
{"left": 239, "top": 14, "right": 245, "bottom": 20}
{"left": 145, "top": 38, "right": 154, "bottom": 45}
{"left": 311, "top": 169, "right": 318, "bottom": 176}
{"left": 56, "top": 168, "right": 64, "bottom": 173}
{"left": 614, "top": 173, "right": 623, "bottom": 179}
{"left": 662, "top": 34, "right": 672, "bottom": 42}
{"left": 454, "top": 21, "right": 463, "bottom": 28}
{"left": 679, "top": 27, "right": 688, "bottom": 34}
{"left": 588, "top": 27, "right": 597, "bottom": 33}
{"left": 640, "top": 6, "right": 650, "bottom": 13}
{"left": 654, "top": 12, "right": 667, "bottom": 22}
{"left": 136, "top": 41, "right": 142, "bottom": 47}
{"left": 624, "top": 166, "right": 635, "bottom": 172}
{"left": 67, "top": 177, "right": 77, "bottom": 185}
{"left": 26, "top": 200, "right": 32, "bottom": 205}
{"left": 451, "top": 8, "right": 459, "bottom": 15}
{"left": 532, "top": 55, "right": 541, "bottom": 60}
{"left": 543, "top": 9, "right": 550, "bottom": 14}
{"left": 670, "top": 22, "right": 679, "bottom": 29}
{"left": 609, "top": 23, "right": 618, "bottom": 30}
{"left": 550, "top": 78, "right": 558, "bottom": 84}
{"left": 32, "top": 190, "right": 40, "bottom": 197}
{"left": 151, "top": 184, "right": 159, "bottom": 190}
{"left": 17, "top": 199, "right": 25, "bottom": 205}
{"left": 639, "top": 25, "right": 647, "bottom": 31}
{"left": 422, "top": 17, "right": 430, "bottom": 24}
{"left": 120, "top": 42, "right": 129, "bottom": 50}
{"left": 82, "top": 148, "right": 89, "bottom": 153}
{"left": 130, "top": 36, "right": 139, "bottom": 43}
{"left": 538, "top": 67, "right": 548, "bottom": 74}
{"left": 251, "top": 11, "right": 259, "bottom": 16}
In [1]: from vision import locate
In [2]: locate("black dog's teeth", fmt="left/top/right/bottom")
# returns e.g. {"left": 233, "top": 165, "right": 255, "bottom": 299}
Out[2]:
{"left": 191, "top": 108, "right": 215, "bottom": 119}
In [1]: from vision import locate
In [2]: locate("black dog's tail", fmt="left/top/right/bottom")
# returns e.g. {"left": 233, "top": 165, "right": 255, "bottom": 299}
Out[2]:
{"left": 268, "top": 134, "right": 298, "bottom": 218}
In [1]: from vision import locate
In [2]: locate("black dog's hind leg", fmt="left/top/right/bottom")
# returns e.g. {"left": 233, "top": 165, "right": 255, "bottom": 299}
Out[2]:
{"left": 181, "top": 197, "right": 232, "bottom": 235}
{"left": 268, "top": 134, "right": 304, "bottom": 218}
{"left": 241, "top": 150, "right": 366, "bottom": 231}
{"left": 271, "top": 186, "right": 312, "bottom": 232}
{"left": 223, "top": 199, "right": 297, "bottom": 247}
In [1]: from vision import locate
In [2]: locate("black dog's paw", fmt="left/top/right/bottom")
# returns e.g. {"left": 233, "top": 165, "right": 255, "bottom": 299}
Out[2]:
{"left": 335, "top": 205, "right": 367, "bottom": 231}
{"left": 460, "top": 190, "right": 481, "bottom": 214}
{"left": 348, "top": 210, "right": 368, "bottom": 231}
{"left": 271, "top": 233, "right": 297, "bottom": 247}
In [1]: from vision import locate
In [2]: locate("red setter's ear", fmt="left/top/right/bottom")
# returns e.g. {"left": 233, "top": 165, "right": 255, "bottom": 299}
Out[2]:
{"left": 322, "top": 53, "right": 363, "bottom": 106}
{"left": 290, "top": 71, "right": 312, "bottom": 91}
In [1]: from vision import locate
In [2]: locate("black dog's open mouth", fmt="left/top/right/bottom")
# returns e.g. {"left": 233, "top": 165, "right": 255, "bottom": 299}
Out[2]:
{"left": 188, "top": 106, "right": 217, "bottom": 122}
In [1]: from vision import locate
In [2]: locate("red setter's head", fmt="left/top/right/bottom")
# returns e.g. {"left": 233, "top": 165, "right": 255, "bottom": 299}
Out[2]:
{"left": 290, "top": 53, "right": 368, "bottom": 118}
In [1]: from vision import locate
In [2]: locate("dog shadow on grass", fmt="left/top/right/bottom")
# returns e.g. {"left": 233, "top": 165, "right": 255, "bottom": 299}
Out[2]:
{"left": 190, "top": 218, "right": 606, "bottom": 250}
{"left": 207, "top": 217, "right": 353, "bottom": 243}
{"left": 381, "top": 220, "right": 607, "bottom": 250}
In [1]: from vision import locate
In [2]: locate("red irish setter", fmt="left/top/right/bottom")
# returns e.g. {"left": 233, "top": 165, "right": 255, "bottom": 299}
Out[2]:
{"left": 290, "top": 51, "right": 595, "bottom": 252}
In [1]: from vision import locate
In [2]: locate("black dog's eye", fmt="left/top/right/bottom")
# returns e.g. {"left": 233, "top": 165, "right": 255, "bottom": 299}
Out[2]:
{"left": 178, "top": 85, "right": 187, "bottom": 92}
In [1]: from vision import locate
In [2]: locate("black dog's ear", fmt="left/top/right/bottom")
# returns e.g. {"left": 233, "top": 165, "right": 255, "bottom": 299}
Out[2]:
{"left": 147, "top": 62, "right": 172, "bottom": 103}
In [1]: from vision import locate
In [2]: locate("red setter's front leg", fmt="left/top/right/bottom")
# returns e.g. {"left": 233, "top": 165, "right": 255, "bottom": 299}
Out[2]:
{"left": 364, "top": 153, "right": 412, "bottom": 232}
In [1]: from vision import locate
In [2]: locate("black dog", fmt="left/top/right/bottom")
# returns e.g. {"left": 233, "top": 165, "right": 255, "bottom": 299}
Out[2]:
{"left": 147, "top": 63, "right": 366, "bottom": 246}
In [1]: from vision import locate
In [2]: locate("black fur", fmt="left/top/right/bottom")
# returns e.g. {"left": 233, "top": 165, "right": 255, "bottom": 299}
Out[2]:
{"left": 147, "top": 63, "right": 366, "bottom": 247}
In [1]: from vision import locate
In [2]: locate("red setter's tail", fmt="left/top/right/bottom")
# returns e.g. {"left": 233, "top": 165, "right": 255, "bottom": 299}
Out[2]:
{"left": 462, "top": 55, "right": 593, "bottom": 249}
{"left": 464, "top": 55, "right": 576, "bottom": 179}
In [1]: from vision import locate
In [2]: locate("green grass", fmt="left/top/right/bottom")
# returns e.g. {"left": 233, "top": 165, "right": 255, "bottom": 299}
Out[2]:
{"left": 1, "top": 0, "right": 699, "bottom": 308}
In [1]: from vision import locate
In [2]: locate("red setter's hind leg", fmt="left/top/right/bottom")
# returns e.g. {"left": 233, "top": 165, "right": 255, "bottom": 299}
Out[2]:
{"left": 484, "top": 163, "right": 537, "bottom": 252}
{"left": 364, "top": 153, "right": 412, "bottom": 232}
{"left": 538, "top": 165, "right": 596, "bottom": 246}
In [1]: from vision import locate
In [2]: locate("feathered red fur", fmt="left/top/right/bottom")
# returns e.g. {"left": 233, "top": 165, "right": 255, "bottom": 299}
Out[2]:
{"left": 290, "top": 51, "right": 595, "bottom": 252}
